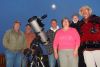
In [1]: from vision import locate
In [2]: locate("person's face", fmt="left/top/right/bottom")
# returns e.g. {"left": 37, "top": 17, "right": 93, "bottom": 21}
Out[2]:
{"left": 25, "top": 25, "right": 32, "bottom": 33}
{"left": 14, "top": 23, "right": 20, "bottom": 31}
{"left": 81, "top": 8, "right": 90, "bottom": 19}
{"left": 72, "top": 16, "right": 79, "bottom": 23}
{"left": 62, "top": 19, "right": 70, "bottom": 28}
{"left": 51, "top": 21, "right": 57, "bottom": 28}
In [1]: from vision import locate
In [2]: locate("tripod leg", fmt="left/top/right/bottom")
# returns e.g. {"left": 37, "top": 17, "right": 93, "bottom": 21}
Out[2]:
{"left": 40, "top": 60, "right": 45, "bottom": 67}
{"left": 30, "top": 62, "right": 33, "bottom": 67}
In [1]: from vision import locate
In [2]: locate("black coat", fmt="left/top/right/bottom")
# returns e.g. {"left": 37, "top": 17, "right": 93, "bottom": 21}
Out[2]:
{"left": 70, "top": 21, "right": 81, "bottom": 34}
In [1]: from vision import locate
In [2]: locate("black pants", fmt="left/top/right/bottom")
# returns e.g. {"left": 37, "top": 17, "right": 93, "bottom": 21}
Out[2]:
{"left": 78, "top": 45, "right": 86, "bottom": 67}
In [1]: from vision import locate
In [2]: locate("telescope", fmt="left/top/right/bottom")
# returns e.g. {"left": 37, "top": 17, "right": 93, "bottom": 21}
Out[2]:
{"left": 28, "top": 14, "right": 48, "bottom": 45}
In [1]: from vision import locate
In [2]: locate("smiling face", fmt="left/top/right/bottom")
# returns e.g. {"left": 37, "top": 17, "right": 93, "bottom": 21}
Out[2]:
{"left": 79, "top": 6, "right": 92, "bottom": 19}
{"left": 13, "top": 22, "right": 21, "bottom": 32}
{"left": 51, "top": 20, "right": 57, "bottom": 29}
{"left": 81, "top": 8, "right": 91, "bottom": 19}
{"left": 25, "top": 25, "right": 32, "bottom": 33}
{"left": 72, "top": 15, "right": 79, "bottom": 23}
{"left": 62, "top": 18, "right": 70, "bottom": 28}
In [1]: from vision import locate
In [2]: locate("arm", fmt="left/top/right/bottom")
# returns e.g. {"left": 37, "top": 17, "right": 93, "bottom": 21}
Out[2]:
{"left": 74, "top": 29, "right": 80, "bottom": 57}
{"left": 3, "top": 30, "right": 10, "bottom": 49}
{"left": 23, "top": 33, "right": 27, "bottom": 50}
{"left": 53, "top": 31, "right": 59, "bottom": 59}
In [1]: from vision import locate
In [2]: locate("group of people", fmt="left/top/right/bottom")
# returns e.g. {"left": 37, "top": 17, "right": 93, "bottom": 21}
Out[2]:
{"left": 3, "top": 5, "right": 100, "bottom": 67}
{"left": 3, "top": 21, "right": 36, "bottom": 67}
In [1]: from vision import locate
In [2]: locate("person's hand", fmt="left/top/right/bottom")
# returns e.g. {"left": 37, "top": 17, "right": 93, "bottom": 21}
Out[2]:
{"left": 73, "top": 50, "right": 78, "bottom": 57}
{"left": 54, "top": 53, "right": 58, "bottom": 59}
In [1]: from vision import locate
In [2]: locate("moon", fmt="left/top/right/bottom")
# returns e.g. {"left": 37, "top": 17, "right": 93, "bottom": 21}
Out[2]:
{"left": 51, "top": 4, "right": 56, "bottom": 10}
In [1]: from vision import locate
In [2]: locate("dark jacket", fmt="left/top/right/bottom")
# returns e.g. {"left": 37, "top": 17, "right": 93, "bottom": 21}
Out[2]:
{"left": 46, "top": 26, "right": 59, "bottom": 55}
{"left": 70, "top": 21, "right": 81, "bottom": 33}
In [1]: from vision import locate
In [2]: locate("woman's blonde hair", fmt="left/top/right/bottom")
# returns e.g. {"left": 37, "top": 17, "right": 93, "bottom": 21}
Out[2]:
{"left": 79, "top": 5, "right": 92, "bottom": 16}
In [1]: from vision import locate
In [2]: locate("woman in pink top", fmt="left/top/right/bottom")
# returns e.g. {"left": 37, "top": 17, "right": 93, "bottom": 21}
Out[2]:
{"left": 53, "top": 17, "right": 80, "bottom": 67}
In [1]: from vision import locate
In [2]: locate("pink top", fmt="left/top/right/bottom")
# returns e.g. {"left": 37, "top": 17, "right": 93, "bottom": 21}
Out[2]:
{"left": 53, "top": 28, "right": 80, "bottom": 50}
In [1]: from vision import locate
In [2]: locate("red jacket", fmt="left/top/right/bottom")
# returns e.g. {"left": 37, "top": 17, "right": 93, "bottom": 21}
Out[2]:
{"left": 80, "top": 15, "right": 100, "bottom": 43}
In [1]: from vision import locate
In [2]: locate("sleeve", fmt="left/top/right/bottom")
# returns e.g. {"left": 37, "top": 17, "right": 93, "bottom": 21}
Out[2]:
{"left": 74, "top": 29, "right": 80, "bottom": 49}
{"left": 46, "top": 30, "right": 50, "bottom": 40}
{"left": 53, "top": 31, "right": 59, "bottom": 50}
{"left": 46, "top": 30, "right": 52, "bottom": 44}
{"left": 3, "top": 30, "right": 10, "bottom": 48}
{"left": 23, "top": 33, "right": 27, "bottom": 49}
{"left": 91, "top": 15, "right": 100, "bottom": 24}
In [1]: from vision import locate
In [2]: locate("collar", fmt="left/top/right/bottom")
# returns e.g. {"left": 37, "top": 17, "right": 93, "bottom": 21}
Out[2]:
{"left": 50, "top": 26, "right": 59, "bottom": 32}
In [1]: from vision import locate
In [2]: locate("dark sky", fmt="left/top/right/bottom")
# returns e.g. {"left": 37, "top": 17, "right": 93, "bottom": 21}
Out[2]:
{"left": 0, "top": 0, "right": 100, "bottom": 52}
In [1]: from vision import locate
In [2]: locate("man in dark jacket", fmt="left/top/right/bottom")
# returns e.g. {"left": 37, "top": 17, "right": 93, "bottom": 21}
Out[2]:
{"left": 46, "top": 19, "right": 59, "bottom": 67}
{"left": 70, "top": 14, "right": 80, "bottom": 33}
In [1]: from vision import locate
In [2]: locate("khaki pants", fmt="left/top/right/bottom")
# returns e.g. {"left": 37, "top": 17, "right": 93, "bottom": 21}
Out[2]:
{"left": 58, "top": 49, "right": 78, "bottom": 67}
{"left": 83, "top": 50, "right": 100, "bottom": 67}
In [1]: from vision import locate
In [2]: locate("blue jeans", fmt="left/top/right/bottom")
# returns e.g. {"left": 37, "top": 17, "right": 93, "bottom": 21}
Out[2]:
{"left": 22, "top": 55, "right": 27, "bottom": 67}
{"left": 5, "top": 50, "right": 24, "bottom": 67}
{"left": 48, "top": 53, "right": 59, "bottom": 67}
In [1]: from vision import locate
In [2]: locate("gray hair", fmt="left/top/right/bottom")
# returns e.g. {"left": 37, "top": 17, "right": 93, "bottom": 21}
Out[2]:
{"left": 79, "top": 5, "right": 92, "bottom": 16}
